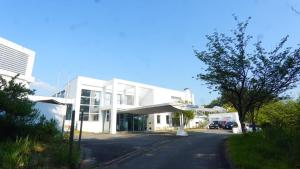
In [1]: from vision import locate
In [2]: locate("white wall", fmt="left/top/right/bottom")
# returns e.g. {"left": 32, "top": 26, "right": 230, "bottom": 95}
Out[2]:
{"left": 34, "top": 102, "right": 66, "bottom": 129}
{"left": 153, "top": 113, "right": 173, "bottom": 131}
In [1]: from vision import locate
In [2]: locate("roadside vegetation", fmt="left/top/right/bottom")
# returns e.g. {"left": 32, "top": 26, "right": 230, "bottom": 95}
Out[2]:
{"left": 195, "top": 16, "right": 300, "bottom": 169}
{"left": 228, "top": 99, "right": 300, "bottom": 169}
{"left": 0, "top": 75, "right": 80, "bottom": 169}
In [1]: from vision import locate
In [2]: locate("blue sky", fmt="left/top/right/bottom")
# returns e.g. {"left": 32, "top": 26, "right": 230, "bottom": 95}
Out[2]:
{"left": 1, "top": 0, "right": 300, "bottom": 105}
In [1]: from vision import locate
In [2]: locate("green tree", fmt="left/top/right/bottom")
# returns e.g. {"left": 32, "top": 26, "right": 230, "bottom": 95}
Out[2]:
{"left": 173, "top": 110, "right": 195, "bottom": 126}
{"left": 257, "top": 99, "right": 300, "bottom": 129}
{"left": 0, "top": 75, "right": 38, "bottom": 139}
{"left": 205, "top": 97, "right": 224, "bottom": 108}
{"left": 194, "top": 16, "right": 300, "bottom": 124}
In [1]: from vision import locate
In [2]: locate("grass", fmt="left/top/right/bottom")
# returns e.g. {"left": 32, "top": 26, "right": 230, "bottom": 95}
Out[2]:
{"left": 228, "top": 130, "right": 299, "bottom": 169}
{"left": 0, "top": 136, "right": 81, "bottom": 169}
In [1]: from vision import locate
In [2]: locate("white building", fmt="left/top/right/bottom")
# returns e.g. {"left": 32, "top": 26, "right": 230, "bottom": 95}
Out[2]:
{"left": 0, "top": 37, "right": 35, "bottom": 87}
{"left": 57, "top": 76, "right": 195, "bottom": 134}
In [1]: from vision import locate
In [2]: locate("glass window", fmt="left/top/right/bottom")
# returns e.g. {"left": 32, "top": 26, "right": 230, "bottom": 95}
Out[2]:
{"left": 91, "top": 97, "right": 100, "bottom": 106}
{"left": 83, "top": 114, "right": 89, "bottom": 121}
{"left": 80, "top": 89, "right": 101, "bottom": 121}
{"left": 81, "top": 89, "right": 91, "bottom": 97}
{"left": 90, "top": 106, "right": 99, "bottom": 114}
{"left": 79, "top": 105, "right": 89, "bottom": 113}
{"left": 104, "top": 93, "right": 112, "bottom": 106}
{"left": 92, "top": 114, "right": 99, "bottom": 121}
{"left": 166, "top": 115, "right": 170, "bottom": 124}
{"left": 125, "top": 95, "right": 134, "bottom": 105}
{"left": 65, "top": 104, "right": 72, "bottom": 120}
{"left": 157, "top": 115, "right": 160, "bottom": 124}
{"left": 80, "top": 97, "right": 90, "bottom": 105}
{"left": 79, "top": 113, "right": 89, "bottom": 121}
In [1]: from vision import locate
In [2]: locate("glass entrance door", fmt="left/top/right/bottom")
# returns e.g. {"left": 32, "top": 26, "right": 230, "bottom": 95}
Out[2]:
{"left": 117, "top": 113, "right": 148, "bottom": 132}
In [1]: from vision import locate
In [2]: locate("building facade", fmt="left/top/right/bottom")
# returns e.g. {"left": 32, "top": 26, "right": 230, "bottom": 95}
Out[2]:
{"left": 0, "top": 37, "right": 35, "bottom": 87}
{"left": 58, "top": 76, "right": 195, "bottom": 134}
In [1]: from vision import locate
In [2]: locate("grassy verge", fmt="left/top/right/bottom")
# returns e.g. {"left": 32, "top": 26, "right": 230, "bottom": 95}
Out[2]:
{"left": 228, "top": 130, "right": 300, "bottom": 169}
{"left": 0, "top": 136, "right": 80, "bottom": 169}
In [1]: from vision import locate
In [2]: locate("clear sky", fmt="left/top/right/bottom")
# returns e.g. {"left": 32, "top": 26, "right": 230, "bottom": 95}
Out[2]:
{"left": 1, "top": 0, "right": 300, "bottom": 105}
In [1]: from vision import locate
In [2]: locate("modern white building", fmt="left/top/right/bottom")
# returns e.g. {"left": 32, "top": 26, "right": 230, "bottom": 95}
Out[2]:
{"left": 0, "top": 37, "right": 35, "bottom": 87}
{"left": 57, "top": 76, "right": 195, "bottom": 134}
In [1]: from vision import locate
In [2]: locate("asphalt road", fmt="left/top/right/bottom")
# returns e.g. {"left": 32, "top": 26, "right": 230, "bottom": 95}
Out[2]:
{"left": 81, "top": 130, "right": 231, "bottom": 169}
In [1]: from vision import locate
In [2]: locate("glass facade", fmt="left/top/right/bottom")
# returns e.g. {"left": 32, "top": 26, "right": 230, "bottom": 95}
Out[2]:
{"left": 117, "top": 114, "right": 148, "bottom": 131}
{"left": 79, "top": 89, "right": 101, "bottom": 121}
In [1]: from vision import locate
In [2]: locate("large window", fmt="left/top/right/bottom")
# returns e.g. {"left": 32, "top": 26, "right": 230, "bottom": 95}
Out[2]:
{"left": 157, "top": 115, "right": 160, "bottom": 124}
{"left": 80, "top": 89, "right": 101, "bottom": 121}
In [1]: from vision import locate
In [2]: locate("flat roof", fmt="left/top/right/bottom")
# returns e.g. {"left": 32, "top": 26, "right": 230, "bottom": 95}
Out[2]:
{"left": 118, "top": 103, "right": 198, "bottom": 115}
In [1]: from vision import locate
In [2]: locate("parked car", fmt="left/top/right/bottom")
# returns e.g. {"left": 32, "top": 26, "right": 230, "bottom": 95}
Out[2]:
{"left": 209, "top": 121, "right": 219, "bottom": 129}
{"left": 245, "top": 123, "right": 262, "bottom": 132}
{"left": 218, "top": 121, "right": 227, "bottom": 128}
{"left": 224, "top": 121, "right": 238, "bottom": 130}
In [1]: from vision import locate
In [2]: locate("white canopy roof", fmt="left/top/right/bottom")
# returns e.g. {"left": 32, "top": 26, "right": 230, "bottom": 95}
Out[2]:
{"left": 117, "top": 103, "right": 198, "bottom": 115}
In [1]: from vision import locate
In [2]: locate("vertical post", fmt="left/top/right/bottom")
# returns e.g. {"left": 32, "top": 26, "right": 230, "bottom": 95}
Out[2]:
{"left": 133, "top": 115, "right": 135, "bottom": 132}
{"left": 61, "top": 115, "right": 65, "bottom": 138}
{"left": 68, "top": 110, "right": 75, "bottom": 168}
{"left": 78, "top": 111, "right": 84, "bottom": 149}
{"left": 110, "top": 79, "right": 118, "bottom": 134}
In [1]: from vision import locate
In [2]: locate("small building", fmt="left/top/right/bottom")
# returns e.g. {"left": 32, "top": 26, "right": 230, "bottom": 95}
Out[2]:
{"left": 28, "top": 95, "right": 74, "bottom": 129}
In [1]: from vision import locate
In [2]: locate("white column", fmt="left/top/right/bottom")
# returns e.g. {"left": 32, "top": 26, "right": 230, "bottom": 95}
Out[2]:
{"left": 110, "top": 80, "right": 118, "bottom": 134}
{"left": 176, "top": 112, "right": 188, "bottom": 136}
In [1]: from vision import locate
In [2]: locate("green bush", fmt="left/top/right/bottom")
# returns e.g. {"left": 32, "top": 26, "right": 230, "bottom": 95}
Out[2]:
{"left": 228, "top": 128, "right": 300, "bottom": 169}
{"left": 0, "top": 137, "right": 32, "bottom": 169}
{"left": 49, "top": 142, "right": 81, "bottom": 167}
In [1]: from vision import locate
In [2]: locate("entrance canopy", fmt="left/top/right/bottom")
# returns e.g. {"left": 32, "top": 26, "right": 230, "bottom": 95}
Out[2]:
{"left": 117, "top": 103, "right": 198, "bottom": 115}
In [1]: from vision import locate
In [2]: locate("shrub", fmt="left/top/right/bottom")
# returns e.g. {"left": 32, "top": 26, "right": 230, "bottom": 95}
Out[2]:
{"left": 0, "top": 137, "right": 32, "bottom": 169}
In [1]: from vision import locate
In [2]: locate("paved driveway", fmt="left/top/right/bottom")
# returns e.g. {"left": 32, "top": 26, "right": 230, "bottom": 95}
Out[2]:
{"left": 81, "top": 130, "right": 231, "bottom": 169}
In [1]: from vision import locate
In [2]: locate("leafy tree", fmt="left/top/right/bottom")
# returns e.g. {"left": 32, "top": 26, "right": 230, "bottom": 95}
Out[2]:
{"left": 205, "top": 97, "right": 237, "bottom": 112}
{"left": 194, "top": 16, "right": 300, "bottom": 123}
{"left": 173, "top": 110, "right": 195, "bottom": 126}
{"left": 257, "top": 99, "right": 300, "bottom": 129}
{"left": 0, "top": 75, "right": 38, "bottom": 138}
{"left": 223, "top": 103, "right": 237, "bottom": 112}
{"left": 205, "top": 97, "right": 224, "bottom": 108}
